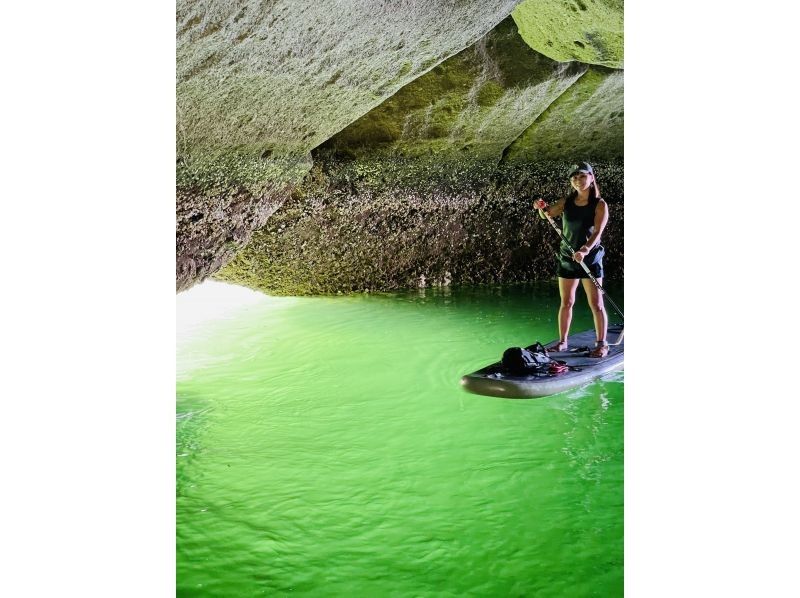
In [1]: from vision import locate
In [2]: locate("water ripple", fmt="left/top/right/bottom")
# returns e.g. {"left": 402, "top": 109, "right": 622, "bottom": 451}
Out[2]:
{"left": 177, "top": 286, "right": 623, "bottom": 595}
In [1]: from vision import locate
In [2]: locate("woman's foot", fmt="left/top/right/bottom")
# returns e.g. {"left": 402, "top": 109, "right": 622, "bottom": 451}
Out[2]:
{"left": 589, "top": 341, "right": 609, "bottom": 358}
{"left": 547, "top": 340, "right": 568, "bottom": 352}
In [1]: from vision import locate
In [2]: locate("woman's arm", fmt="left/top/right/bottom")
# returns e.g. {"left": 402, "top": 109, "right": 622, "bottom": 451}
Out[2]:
{"left": 574, "top": 199, "right": 609, "bottom": 261}
{"left": 534, "top": 197, "right": 566, "bottom": 219}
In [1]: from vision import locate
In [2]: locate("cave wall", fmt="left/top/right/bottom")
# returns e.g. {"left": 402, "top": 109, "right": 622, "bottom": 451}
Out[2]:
{"left": 177, "top": 1, "right": 624, "bottom": 293}
{"left": 216, "top": 159, "right": 624, "bottom": 295}
{"left": 177, "top": 0, "right": 524, "bottom": 291}
{"left": 215, "top": 15, "right": 624, "bottom": 294}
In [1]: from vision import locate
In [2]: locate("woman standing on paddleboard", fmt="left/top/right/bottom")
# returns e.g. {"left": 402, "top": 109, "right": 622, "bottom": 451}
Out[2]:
{"left": 534, "top": 162, "right": 609, "bottom": 358}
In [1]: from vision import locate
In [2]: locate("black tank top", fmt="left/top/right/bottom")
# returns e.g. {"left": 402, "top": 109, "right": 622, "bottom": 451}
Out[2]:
{"left": 560, "top": 194, "right": 603, "bottom": 263}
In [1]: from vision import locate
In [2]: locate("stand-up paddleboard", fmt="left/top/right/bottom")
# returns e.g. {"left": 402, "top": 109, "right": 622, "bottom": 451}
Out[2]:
{"left": 461, "top": 325, "right": 624, "bottom": 399}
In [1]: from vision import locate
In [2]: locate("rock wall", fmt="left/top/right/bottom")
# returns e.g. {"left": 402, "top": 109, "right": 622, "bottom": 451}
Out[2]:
{"left": 177, "top": 0, "right": 524, "bottom": 291}
{"left": 319, "top": 17, "right": 588, "bottom": 162}
{"left": 216, "top": 160, "right": 624, "bottom": 295}
{"left": 177, "top": 2, "right": 624, "bottom": 293}
{"left": 215, "top": 15, "right": 624, "bottom": 294}
{"left": 504, "top": 67, "right": 623, "bottom": 163}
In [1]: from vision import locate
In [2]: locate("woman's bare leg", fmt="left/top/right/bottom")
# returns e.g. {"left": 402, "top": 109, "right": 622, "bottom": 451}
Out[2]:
{"left": 581, "top": 277, "right": 607, "bottom": 345}
{"left": 554, "top": 277, "right": 580, "bottom": 348}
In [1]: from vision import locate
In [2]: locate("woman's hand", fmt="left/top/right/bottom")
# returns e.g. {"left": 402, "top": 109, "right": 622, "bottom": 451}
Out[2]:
{"left": 534, "top": 198, "right": 548, "bottom": 210}
{"left": 573, "top": 247, "right": 589, "bottom": 263}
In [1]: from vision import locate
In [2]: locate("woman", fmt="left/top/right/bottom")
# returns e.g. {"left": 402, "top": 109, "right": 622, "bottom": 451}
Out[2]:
{"left": 534, "top": 162, "right": 609, "bottom": 358}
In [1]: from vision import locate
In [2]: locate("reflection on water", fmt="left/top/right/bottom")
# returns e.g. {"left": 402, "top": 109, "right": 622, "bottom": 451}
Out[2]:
{"left": 177, "top": 284, "right": 623, "bottom": 596}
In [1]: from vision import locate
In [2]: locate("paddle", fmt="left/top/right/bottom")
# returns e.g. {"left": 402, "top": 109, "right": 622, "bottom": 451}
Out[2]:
{"left": 536, "top": 201, "right": 624, "bottom": 345}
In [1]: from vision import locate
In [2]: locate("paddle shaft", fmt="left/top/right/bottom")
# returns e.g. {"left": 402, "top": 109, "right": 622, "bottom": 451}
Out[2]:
{"left": 540, "top": 209, "right": 625, "bottom": 326}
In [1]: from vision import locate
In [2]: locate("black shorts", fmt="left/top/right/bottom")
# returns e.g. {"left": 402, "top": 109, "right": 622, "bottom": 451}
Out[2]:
{"left": 557, "top": 260, "right": 604, "bottom": 279}
{"left": 556, "top": 245, "right": 604, "bottom": 279}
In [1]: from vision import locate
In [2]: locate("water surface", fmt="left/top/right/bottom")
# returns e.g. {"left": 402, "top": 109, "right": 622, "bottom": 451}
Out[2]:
{"left": 177, "top": 284, "right": 623, "bottom": 596}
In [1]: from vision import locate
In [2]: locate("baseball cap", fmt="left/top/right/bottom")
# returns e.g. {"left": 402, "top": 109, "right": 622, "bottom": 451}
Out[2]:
{"left": 568, "top": 162, "right": 594, "bottom": 177}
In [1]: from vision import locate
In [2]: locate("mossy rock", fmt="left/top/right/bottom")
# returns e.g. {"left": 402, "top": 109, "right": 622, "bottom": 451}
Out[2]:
{"left": 504, "top": 67, "right": 623, "bottom": 162}
{"left": 215, "top": 159, "right": 624, "bottom": 295}
{"left": 176, "top": 0, "right": 526, "bottom": 290}
{"left": 512, "top": 0, "right": 624, "bottom": 68}
{"left": 321, "top": 16, "right": 589, "bottom": 163}
{"left": 177, "top": 2, "right": 625, "bottom": 292}
{"left": 177, "top": 0, "right": 524, "bottom": 159}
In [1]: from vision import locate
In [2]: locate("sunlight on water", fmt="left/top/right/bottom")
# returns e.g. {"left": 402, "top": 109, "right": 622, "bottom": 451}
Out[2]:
{"left": 177, "top": 281, "right": 296, "bottom": 380}
{"left": 176, "top": 284, "right": 624, "bottom": 596}
{"left": 177, "top": 280, "right": 274, "bottom": 345}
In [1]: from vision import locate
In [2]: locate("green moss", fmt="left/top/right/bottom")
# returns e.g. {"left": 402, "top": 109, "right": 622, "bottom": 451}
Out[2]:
{"left": 475, "top": 81, "right": 505, "bottom": 107}
{"left": 511, "top": 0, "right": 624, "bottom": 68}
{"left": 176, "top": 151, "right": 311, "bottom": 197}
{"left": 321, "top": 17, "right": 592, "bottom": 163}
{"left": 504, "top": 67, "right": 623, "bottom": 163}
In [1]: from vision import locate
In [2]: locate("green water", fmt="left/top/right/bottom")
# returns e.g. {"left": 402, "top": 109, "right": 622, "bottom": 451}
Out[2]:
{"left": 177, "top": 284, "right": 623, "bottom": 596}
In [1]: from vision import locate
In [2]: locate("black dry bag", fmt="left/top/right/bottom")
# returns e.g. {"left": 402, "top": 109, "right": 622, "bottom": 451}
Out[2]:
{"left": 502, "top": 347, "right": 539, "bottom": 375}
{"left": 502, "top": 344, "right": 551, "bottom": 375}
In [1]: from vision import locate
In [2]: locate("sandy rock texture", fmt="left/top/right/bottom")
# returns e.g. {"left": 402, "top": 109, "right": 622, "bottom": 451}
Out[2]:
{"left": 177, "top": 0, "right": 523, "bottom": 291}
{"left": 177, "top": 1, "right": 624, "bottom": 293}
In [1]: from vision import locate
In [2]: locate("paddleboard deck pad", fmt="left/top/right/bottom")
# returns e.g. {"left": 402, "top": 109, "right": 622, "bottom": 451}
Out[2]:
{"left": 461, "top": 325, "right": 624, "bottom": 399}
